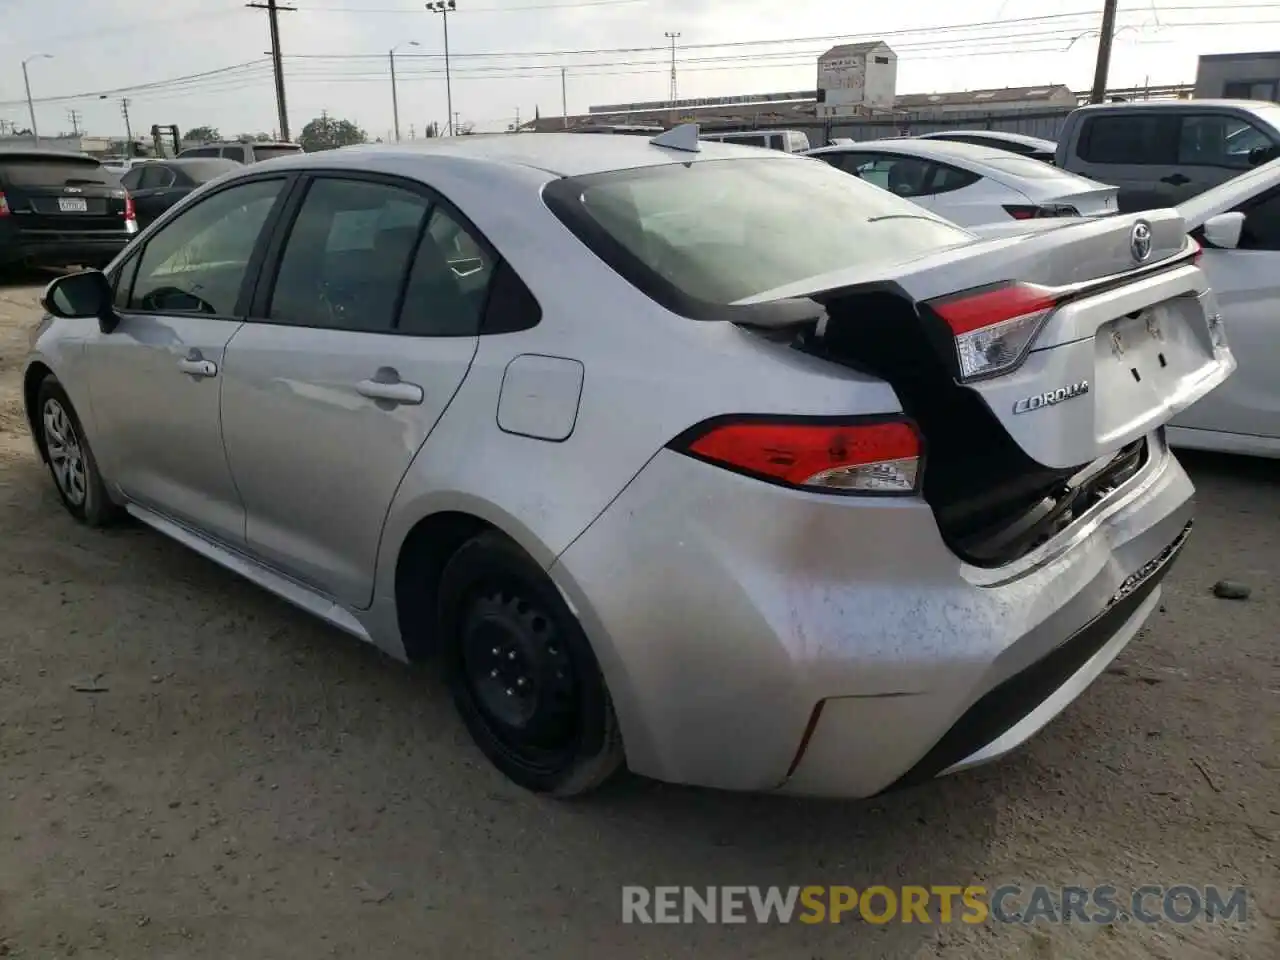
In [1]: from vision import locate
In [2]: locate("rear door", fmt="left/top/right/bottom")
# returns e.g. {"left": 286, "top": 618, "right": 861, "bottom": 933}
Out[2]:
{"left": 218, "top": 173, "right": 485, "bottom": 607}
{"left": 0, "top": 154, "right": 131, "bottom": 236}
{"left": 128, "top": 163, "right": 179, "bottom": 226}
{"left": 1069, "top": 112, "right": 1183, "bottom": 212}
{"left": 1174, "top": 186, "right": 1280, "bottom": 442}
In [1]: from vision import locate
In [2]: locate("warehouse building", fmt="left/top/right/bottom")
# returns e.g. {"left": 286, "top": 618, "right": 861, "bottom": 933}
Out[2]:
{"left": 1195, "top": 50, "right": 1280, "bottom": 101}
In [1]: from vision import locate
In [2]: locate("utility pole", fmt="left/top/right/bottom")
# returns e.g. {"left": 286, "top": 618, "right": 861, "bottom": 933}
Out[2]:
{"left": 453, "top": 111, "right": 461, "bottom": 135}
{"left": 409, "top": 123, "right": 416, "bottom": 139}
{"left": 247, "top": 0, "right": 296, "bottom": 141}
{"left": 22, "top": 54, "right": 52, "bottom": 147}
{"left": 561, "top": 66, "right": 568, "bottom": 128}
{"left": 665, "top": 31, "right": 681, "bottom": 120}
{"left": 1089, "top": 0, "right": 1119, "bottom": 104}
{"left": 426, "top": 1, "right": 457, "bottom": 134}
{"left": 514, "top": 105, "right": 520, "bottom": 131}
{"left": 390, "top": 41, "right": 420, "bottom": 142}
{"left": 66, "top": 109, "right": 81, "bottom": 136}
{"left": 120, "top": 99, "right": 134, "bottom": 156}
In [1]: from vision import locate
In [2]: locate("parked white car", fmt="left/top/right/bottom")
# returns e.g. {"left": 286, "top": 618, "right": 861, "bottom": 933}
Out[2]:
{"left": 806, "top": 139, "right": 1117, "bottom": 227}
{"left": 1167, "top": 157, "right": 1280, "bottom": 457}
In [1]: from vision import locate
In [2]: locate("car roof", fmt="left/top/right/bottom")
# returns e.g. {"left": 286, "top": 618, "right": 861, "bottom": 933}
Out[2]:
{"left": 255, "top": 132, "right": 808, "bottom": 178}
{"left": 807, "top": 137, "right": 1021, "bottom": 165}
{"left": 1071, "top": 99, "right": 1280, "bottom": 114}
{"left": 0, "top": 149, "right": 103, "bottom": 164}
{"left": 917, "top": 130, "right": 1057, "bottom": 149}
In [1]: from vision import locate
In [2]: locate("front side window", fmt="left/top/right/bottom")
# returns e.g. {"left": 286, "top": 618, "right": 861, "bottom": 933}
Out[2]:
{"left": 128, "top": 178, "right": 284, "bottom": 316}
{"left": 1179, "top": 115, "right": 1276, "bottom": 169}
{"left": 268, "top": 177, "right": 429, "bottom": 332}
{"left": 545, "top": 157, "right": 973, "bottom": 307}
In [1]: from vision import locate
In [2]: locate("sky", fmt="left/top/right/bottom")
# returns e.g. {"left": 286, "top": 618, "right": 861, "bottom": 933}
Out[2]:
{"left": 0, "top": 0, "right": 1273, "bottom": 140}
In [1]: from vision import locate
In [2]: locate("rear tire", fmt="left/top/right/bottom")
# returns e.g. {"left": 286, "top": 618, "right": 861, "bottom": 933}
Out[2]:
{"left": 35, "top": 376, "right": 123, "bottom": 527}
{"left": 438, "top": 531, "right": 624, "bottom": 796}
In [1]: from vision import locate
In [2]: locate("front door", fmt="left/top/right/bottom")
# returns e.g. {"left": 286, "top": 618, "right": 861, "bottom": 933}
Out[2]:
{"left": 85, "top": 176, "right": 290, "bottom": 544}
{"left": 1176, "top": 189, "right": 1280, "bottom": 442}
{"left": 219, "top": 174, "right": 489, "bottom": 607}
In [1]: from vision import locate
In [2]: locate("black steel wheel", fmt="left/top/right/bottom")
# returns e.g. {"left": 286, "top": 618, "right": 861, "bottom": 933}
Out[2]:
{"left": 439, "top": 531, "right": 623, "bottom": 796}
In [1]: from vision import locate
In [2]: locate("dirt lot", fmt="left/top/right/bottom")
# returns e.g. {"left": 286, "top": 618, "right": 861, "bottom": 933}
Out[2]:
{"left": 0, "top": 276, "right": 1276, "bottom": 959}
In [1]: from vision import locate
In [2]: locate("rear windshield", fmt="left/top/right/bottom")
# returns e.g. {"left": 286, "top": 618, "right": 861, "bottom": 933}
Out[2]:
{"left": 981, "top": 156, "right": 1083, "bottom": 180}
{"left": 0, "top": 157, "right": 119, "bottom": 187}
{"left": 252, "top": 145, "right": 304, "bottom": 162}
{"left": 543, "top": 157, "right": 972, "bottom": 306}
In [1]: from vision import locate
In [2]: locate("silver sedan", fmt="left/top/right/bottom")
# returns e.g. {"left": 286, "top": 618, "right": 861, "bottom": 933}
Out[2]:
{"left": 24, "top": 129, "right": 1232, "bottom": 797}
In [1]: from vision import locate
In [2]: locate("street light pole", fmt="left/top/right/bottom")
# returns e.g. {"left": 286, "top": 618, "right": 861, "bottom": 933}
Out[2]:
{"left": 390, "top": 40, "right": 420, "bottom": 142}
{"left": 426, "top": 1, "right": 456, "bottom": 135}
{"left": 21, "top": 54, "right": 52, "bottom": 147}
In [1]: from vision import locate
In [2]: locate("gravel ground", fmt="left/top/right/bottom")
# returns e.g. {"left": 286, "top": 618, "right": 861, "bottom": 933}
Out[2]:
{"left": 0, "top": 277, "right": 1276, "bottom": 959}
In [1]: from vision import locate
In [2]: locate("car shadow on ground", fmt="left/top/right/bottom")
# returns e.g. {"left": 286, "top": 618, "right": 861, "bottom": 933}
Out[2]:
{"left": 0, "top": 453, "right": 1012, "bottom": 958}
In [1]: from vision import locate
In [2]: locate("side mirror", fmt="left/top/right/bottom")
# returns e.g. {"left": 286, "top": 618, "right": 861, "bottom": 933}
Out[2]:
{"left": 1202, "top": 211, "right": 1246, "bottom": 251}
{"left": 42, "top": 270, "right": 119, "bottom": 332}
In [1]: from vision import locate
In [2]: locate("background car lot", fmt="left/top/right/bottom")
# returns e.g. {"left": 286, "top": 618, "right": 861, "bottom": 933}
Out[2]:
{"left": 0, "top": 276, "right": 1276, "bottom": 957}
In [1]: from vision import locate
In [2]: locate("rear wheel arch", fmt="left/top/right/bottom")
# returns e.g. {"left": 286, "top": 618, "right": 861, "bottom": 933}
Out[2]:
{"left": 394, "top": 510, "right": 502, "bottom": 662}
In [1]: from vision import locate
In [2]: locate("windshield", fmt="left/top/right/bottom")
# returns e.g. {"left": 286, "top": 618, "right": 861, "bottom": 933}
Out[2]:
{"left": 545, "top": 157, "right": 973, "bottom": 307}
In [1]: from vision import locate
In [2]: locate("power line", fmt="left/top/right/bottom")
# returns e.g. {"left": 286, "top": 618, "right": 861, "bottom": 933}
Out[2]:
{"left": 300, "top": 0, "right": 644, "bottom": 11}
{"left": 275, "top": 4, "right": 1280, "bottom": 60}
{"left": 0, "top": 4, "right": 1271, "bottom": 110}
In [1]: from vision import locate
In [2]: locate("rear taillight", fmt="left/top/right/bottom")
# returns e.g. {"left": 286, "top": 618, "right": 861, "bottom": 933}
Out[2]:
{"left": 929, "top": 281, "right": 1059, "bottom": 381}
{"left": 1002, "top": 203, "right": 1079, "bottom": 220}
{"left": 123, "top": 192, "right": 138, "bottom": 233}
{"left": 0, "top": 190, "right": 9, "bottom": 218}
{"left": 1002, "top": 204, "right": 1040, "bottom": 221}
{"left": 672, "top": 417, "right": 922, "bottom": 495}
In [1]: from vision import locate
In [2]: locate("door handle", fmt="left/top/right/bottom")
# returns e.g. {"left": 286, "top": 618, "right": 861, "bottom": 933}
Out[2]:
{"left": 357, "top": 373, "right": 424, "bottom": 406}
{"left": 1161, "top": 173, "right": 1191, "bottom": 186}
{"left": 178, "top": 358, "right": 217, "bottom": 378}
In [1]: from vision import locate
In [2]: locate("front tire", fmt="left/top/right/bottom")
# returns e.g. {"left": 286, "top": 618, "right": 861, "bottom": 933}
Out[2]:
{"left": 35, "top": 376, "right": 122, "bottom": 527}
{"left": 438, "top": 531, "right": 624, "bottom": 796}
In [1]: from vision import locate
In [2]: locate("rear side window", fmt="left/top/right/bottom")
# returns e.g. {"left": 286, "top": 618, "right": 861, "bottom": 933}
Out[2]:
{"left": 220, "top": 145, "right": 249, "bottom": 163}
{"left": 397, "top": 207, "right": 494, "bottom": 337}
{"left": 723, "top": 134, "right": 769, "bottom": 148}
{"left": 1077, "top": 114, "right": 1178, "bottom": 164}
{"left": 181, "top": 147, "right": 221, "bottom": 159}
{"left": 138, "top": 165, "right": 175, "bottom": 190}
{"left": 543, "top": 157, "right": 973, "bottom": 308}
{"left": 928, "top": 163, "right": 981, "bottom": 193}
{"left": 268, "top": 178, "right": 429, "bottom": 332}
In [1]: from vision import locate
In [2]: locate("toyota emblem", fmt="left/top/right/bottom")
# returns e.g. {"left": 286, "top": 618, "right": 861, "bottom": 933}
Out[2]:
{"left": 1130, "top": 221, "right": 1153, "bottom": 262}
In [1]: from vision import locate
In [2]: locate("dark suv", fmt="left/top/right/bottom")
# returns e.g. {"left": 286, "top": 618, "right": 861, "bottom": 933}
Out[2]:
{"left": 176, "top": 141, "right": 304, "bottom": 164}
{"left": 0, "top": 151, "right": 137, "bottom": 270}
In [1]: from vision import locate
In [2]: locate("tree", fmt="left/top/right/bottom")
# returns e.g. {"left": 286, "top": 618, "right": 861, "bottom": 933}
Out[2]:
{"left": 423, "top": 121, "right": 439, "bottom": 138}
{"left": 299, "top": 115, "right": 367, "bottom": 152}
{"left": 234, "top": 132, "right": 274, "bottom": 143}
{"left": 184, "top": 125, "right": 221, "bottom": 143}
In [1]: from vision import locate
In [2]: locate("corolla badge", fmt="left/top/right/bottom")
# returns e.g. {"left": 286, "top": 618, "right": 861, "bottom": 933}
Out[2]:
{"left": 1130, "top": 220, "right": 1153, "bottom": 262}
{"left": 1013, "top": 380, "right": 1090, "bottom": 415}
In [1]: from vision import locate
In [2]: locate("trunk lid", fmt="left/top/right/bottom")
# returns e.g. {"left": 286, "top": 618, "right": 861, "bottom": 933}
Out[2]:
{"left": 735, "top": 209, "right": 1234, "bottom": 565}
{"left": 0, "top": 153, "right": 131, "bottom": 234}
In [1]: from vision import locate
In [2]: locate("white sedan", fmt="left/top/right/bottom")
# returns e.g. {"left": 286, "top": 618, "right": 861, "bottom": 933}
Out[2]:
{"left": 1167, "top": 158, "right": 1280, "bottom": 457}
{"left": 805, "top": 138, "right": 1117, "bottom": 227}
